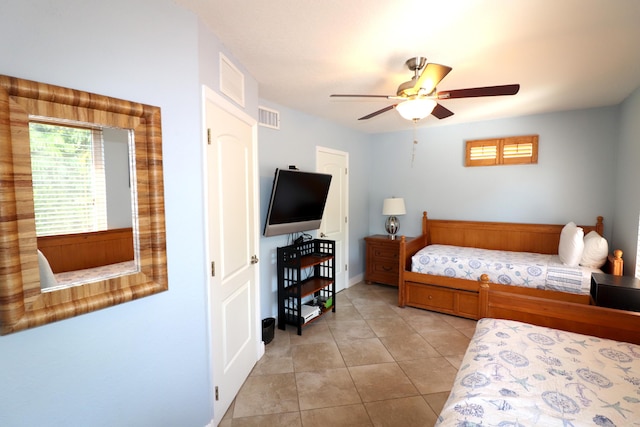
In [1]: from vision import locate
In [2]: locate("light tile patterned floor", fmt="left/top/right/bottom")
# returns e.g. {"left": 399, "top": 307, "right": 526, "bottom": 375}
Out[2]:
{"left": 220, "top": 282, "right": 476, "bottom": 427}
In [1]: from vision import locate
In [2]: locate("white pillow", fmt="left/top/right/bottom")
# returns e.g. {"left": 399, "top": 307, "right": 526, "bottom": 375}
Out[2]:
{"left": 580, "top": 231, "right": 608, "bottom": 268}
{"left": 37, "top": 250, "right": 58, "bottom": 289}
{"left": 558, "top": 222, "right": 584, "bottom": 266}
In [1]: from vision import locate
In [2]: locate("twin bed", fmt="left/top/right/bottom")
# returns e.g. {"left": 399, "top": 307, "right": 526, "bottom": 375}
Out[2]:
{"left": 438, "top": 287, "right": 640, "bottom": 425}
{"left": 393, "top": 212, "right": 640, "bottom": 425}
{"left": 398, "top": 212, "right": 623, "bottom": 320}
{"left": 437, "top": 314, "right": 640, "bottom": 426}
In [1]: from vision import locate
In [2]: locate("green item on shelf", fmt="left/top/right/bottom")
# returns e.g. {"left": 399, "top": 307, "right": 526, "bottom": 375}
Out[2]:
{"left": 324, "top": 297, "right": 332, "bottom": 309}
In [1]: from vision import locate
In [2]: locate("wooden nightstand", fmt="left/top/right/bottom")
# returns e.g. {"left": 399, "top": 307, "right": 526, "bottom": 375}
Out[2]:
{"left": 591, "top": 273, "right": 640, "bottom": 312}
{"left": 364, "top": 235, "right": 411, "bottom": 287}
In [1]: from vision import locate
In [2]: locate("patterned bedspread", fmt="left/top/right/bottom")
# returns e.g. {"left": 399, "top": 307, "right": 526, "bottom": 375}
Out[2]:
{"left": 437, "top": 318, "right": 640, "bottom": 427}
{"left": 53, "top": 260, "right": 137, "bottom": 287}
{"left": 411, "top": 244, "right": 599, "bottom": 295}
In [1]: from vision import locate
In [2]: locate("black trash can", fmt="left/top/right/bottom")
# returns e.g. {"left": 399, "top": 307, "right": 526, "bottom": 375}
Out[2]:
{"left": 262, "top": 317, "right": 275, "bottom": 344}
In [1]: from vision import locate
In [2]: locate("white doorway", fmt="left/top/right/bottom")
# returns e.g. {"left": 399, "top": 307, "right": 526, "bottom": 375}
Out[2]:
{"left": 317, "top": 147, "right": 349, "bottom": 292}
{"left": 203, "top": 86, "right": 262, "bottom": 426}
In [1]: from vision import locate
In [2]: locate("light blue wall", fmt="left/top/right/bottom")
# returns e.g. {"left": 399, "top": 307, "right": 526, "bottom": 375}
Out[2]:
{"left": 197, "top": 23, "right": 260, "bottom": 119}
{"left": 104, "top": 128, "right": 133, "bottom": 229}
{"left": 368, "top": 107, "right": 620, "bottom": 240}
{"left": 0, "top": 1, "right": 215, "bottom": 426}
{"left": 257, "top": 100, "right": 370, "bottom": 318}
{"left": 613, "top": 87, "right": 640, "bottom": 275}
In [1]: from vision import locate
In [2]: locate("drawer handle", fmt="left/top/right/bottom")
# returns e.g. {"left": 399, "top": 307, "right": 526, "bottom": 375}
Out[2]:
{"left": 382, "top": 266, "right": 392, "bottom": 271}
{"left": 428, "top": 295, "right": 433, "bottom": 300}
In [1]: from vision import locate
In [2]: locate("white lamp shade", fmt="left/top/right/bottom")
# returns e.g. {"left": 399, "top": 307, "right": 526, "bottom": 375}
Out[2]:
{"left": 396, "top": 98, "right": 437, "bottom": 121}
{"left": 382, "top": 198, "right": 406, "bottom": 216}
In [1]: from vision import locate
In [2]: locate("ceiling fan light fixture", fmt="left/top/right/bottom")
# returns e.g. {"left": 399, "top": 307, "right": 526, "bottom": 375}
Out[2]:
{"left": 396, "top": 98, "right": 437, "bottom": 121}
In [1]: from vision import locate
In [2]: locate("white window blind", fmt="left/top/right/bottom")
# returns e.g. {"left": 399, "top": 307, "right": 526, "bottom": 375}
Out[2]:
{"left": 29, "top": 121, "right": 107, "bottom": 237}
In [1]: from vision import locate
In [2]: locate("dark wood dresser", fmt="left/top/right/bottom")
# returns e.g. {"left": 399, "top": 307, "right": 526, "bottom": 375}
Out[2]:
{"left": 364, "top": 234, "right": 411, "bottom": 287}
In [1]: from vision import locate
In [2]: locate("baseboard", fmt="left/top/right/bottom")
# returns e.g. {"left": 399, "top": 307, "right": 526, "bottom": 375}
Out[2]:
{"left": 348, "top": 273, "right": 364, "bottom": 288}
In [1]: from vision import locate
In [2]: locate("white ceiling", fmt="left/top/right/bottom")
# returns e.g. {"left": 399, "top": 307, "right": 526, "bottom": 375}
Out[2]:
{"left": 175, "top": 0, "right": 640, "bottom": 134}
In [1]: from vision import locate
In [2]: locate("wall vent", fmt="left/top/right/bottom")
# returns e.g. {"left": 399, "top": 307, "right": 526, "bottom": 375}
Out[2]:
{"left": 219, "top": 53, "right": 245, "bottom": 107}
{"left": 258, "top": 106, "right": 280, "bottom": 130}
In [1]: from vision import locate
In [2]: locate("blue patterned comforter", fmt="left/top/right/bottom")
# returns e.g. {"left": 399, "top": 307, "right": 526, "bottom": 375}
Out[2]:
{"left": 437, "top": 318, "right": 640, "bottom": 427}
{"left": 411, "top": 244, "right": 599, "bottom": 295}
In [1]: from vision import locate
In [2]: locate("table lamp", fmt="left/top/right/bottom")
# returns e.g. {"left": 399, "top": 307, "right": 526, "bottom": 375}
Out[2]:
{"left": 382, "top": 197, "right": 406, "bottom": 239}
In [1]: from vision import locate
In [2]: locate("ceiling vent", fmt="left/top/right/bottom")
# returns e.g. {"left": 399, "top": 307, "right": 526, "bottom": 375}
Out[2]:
{"left": 219, "top": 53, "right": 245, "bottom": 107}
{"left": 258, "top": 106, "right": 280, "bottom": 130}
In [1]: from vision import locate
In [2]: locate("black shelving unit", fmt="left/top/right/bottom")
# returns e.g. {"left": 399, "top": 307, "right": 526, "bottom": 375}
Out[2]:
{"left": 277, "top": 239, "right": 336, "bottom": 335}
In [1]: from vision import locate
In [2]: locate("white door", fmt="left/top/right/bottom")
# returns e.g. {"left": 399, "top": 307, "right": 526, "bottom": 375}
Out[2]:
{"left": 317, "top": 147, "right": 349, "bottom": 292}
{"left": 203, "top": 87, "right": 261, "bottom": 426}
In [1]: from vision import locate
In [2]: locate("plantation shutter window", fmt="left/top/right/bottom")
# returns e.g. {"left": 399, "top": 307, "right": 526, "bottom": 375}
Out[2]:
{"left": 29, "top": 121, "right": 108, "bottom": 237}
{"left": 467, "top": 141, "right": 500, "bottom": 166}
{"left": 466, "top": 135, "right": 538, "bottom": 167}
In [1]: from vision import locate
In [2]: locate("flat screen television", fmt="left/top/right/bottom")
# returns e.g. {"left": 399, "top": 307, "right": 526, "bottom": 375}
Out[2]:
{"left": 263, "top": 168, "right": 332, "bottom": 237}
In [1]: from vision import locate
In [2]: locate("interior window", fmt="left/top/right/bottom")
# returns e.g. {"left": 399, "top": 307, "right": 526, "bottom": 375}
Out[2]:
{"left": 466, "top": 134, "right": 538, "bottom": 167}
{"left": 29, "top": 121, "right": 107, "bottom": 236}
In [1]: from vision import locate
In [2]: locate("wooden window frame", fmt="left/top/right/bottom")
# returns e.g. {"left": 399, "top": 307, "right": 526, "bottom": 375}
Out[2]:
{"left": 465, "top": 135, "right": 538, "bottom": 167}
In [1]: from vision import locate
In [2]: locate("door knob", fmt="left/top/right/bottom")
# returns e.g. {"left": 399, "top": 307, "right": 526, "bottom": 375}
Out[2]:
{"left": 320, "top": 232, "right": 326, "bottom": 238}
{"left": 251, "top": 255, "right": 259, "bottom": 264}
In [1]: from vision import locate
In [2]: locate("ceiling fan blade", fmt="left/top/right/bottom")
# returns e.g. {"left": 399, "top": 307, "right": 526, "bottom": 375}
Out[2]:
{"left": 358, "top": 104, "right": 396, "bottom": 120}
{"left": 405, "top": 63, "right": 452, "bottom": 96}
{"left": 431, "top": 103, "right": 454, "bottom": 119}
{"left": 330, "top": 94, "right": 392, "bottom": 99}
{"left": 438, "top": 84, "right": 520, "bottom": 99}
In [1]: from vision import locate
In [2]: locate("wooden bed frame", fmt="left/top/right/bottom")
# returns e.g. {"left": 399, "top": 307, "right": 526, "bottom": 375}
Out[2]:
{"left": 479, "top": 283, "right": 640, "bottom": 344}
{"left": 37, "top": 227, "right": 134, "bottom": 273}
{"left": 398, "top": 212, "right": 624, "bottom": 319}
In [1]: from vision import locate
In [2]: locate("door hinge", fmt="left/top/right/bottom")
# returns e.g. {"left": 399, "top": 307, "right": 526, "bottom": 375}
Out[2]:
{"left": 345, "top": 216, "right": 348, "bottom": 223}
{"left": 211, "top": 261, "right": 215, "bottom": 277}
{"left": 345, "top": 168, "right": 348, "bottom": 175}
{"left": 215, "top": 386, "right": 219, "bottom": 401}
{"left": 345, "top": 264, "right": 348, "bottom": 271}
{"left": 207, "top": 128, "right": 212, "bottom": 145}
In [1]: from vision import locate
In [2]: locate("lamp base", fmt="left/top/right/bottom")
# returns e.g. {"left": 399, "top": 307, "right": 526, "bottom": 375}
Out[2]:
{"left": 385, "top": 216, "right": 400, "bottom": 239}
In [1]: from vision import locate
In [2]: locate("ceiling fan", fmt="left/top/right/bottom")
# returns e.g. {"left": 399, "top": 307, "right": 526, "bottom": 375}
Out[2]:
{"left": 330, "top": 57, "right": 520, "bottom": 121}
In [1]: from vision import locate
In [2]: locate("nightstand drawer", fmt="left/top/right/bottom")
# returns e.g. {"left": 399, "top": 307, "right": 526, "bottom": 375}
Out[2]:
{"left": 370, "top": 243, "right": 399, "bottom": 261}
{"left": 371, "top": 259, "right": 398, "bottom": 275}
{"left": 369, "top": 260, "right": 398, "bottom": 285}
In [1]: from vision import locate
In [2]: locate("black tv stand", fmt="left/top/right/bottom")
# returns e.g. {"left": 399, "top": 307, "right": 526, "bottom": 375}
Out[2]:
{"left": 277, "top": 239, "right": 336, "bottom": 335}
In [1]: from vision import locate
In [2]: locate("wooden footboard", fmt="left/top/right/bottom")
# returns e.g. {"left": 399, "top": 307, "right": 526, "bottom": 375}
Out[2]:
{"left": 479, "top": 283, "right": 640, "bottom": 344}
{"left": 398, "top": 212, "right": 623, "bottom": 320}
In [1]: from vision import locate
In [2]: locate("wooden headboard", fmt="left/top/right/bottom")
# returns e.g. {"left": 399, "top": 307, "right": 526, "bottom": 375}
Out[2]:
{"left": 422, "top": 212, "right": 602, "bottom": 254}
{"left": 479, "top": 283, "right": 640, "bottom": 344}
{"left": 402, "top": 212, "right": 622, "bottom": 275}
{"left": 37, "top": 228, "right": 134, "bottom": 273}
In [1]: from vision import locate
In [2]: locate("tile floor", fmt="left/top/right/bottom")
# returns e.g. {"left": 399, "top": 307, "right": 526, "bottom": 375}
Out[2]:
{"left": 220, "top": 282, "right": 477, "bottom": 427}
